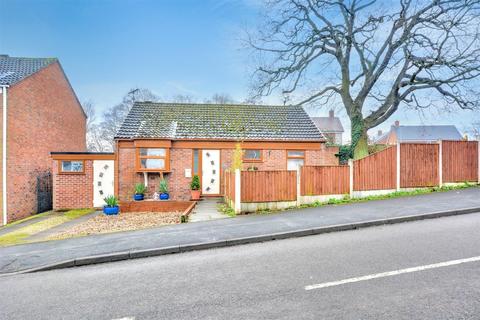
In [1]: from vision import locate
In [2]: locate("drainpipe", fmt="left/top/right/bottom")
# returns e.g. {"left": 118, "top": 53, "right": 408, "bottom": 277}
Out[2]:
{"left": 1, "top": 85, "right": 8, "bottom": 226}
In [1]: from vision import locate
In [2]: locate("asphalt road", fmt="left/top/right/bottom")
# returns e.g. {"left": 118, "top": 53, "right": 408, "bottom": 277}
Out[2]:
{"left": 1, "top": 213, "right": 480, "bottom": 319}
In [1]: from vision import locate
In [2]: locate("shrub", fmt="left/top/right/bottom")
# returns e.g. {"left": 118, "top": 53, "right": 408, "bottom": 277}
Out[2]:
{"left": 159, "top": 179, "right": 169, "bottom": 194}
{"left": 104, "top": 195, "right": 118, "bottom": 207}
{"left": 134, "top": 183, "right": 147, "bottom": 195}
{"left": 190, "top": 175, "right": 200, "bottom": 190}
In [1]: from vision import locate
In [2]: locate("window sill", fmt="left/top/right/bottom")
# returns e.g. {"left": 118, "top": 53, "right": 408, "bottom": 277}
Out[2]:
{"left": 136, "top": 170, "right": 172, "bottom": 173}
{"left": 243, "top": 159, "right": 263, "bottom": 163}
{"left": 58, "top": 171, "right": 86, "bottom": 175}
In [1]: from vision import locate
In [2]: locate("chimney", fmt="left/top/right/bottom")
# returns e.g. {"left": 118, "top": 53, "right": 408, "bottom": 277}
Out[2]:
{"left": 378, "top": 130, "right": 383, "bottom": 137}
{"left": 394, "top": 120, "right": 400, "bottom": 127}
{"left": 329, "top": 110, "right": 334, "bottom": 118}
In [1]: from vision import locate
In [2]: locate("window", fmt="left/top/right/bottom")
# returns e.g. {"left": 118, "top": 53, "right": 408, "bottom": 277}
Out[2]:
{"left": 243, "top": 149, "right": 262, "bottom": 162}
{"left": 192, "top": 149, "right": 200, "bottom": 175}
{"left": 287, "top": 150, "right": 305, "bottom": 170}
{"left": 59, "top": 160, "right": 84, "bottom": 173}
{"left": 137, "top": 148, "right": 169, "bottom": 171}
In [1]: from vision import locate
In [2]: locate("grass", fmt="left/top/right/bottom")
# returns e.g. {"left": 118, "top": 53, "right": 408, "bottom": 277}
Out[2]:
{"left": 229, "top": 182, "right": 478, "bottom": 215}
{"left": 218, "top": 204, "right": 236, "bottom": 217}
{"left": 0, "top": 210, "right": 55, "bottom": 230}
{"left": 0, "top": 208, "right": 94, "bottom": 247}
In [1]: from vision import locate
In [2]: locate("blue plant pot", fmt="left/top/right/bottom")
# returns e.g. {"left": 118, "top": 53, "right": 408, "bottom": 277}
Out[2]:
{"left": 134, "top": 194, "right": 144, "bottom": 201}
{"left": 160, "top": 193, "right": 169, "bottom": 200}
{"left": 103, "top": 206, "right": 119, "bottom": 215}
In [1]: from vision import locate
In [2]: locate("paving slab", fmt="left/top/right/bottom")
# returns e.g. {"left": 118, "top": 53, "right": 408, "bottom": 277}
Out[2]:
{"left": 189, "top": 197, "right": 227, "bottom": 222}
{"left": 0, "top": 187, "right": 479, "bottom": 274}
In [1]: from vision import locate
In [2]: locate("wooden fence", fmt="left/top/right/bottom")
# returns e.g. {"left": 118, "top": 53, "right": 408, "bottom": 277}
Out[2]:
{"left": 354, "top": 147, "right": 397, "bottom": 191}
{"left": 224, "top": 140, "right": 479, "bottom": 213}
{"left": 224, "top": 171, "right": 235, "bottom": 203}
{"left": 241, "top": 170, "right": 297, "bottom": 202}
{"left": 400, "top": 143, "right": 439, "bottom": 187}
{"left": 442, "top": 140, "right": 479, "bottom": 183}
{"left": 301, "top": 166, "right": 349, "bottom": 195}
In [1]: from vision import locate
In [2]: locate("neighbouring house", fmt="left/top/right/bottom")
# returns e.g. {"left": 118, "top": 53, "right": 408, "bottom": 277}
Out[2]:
{"left": 375, "top": 121, "right": 463, "bottom": 145}
{"left": 113, "top": 102, "right": 339, "bottom": 201}
{"left": 0, "top": 55, "right": 86, "bottom": 224}
{"left": 310, "top": 110, "right": 344, "bottom": 145}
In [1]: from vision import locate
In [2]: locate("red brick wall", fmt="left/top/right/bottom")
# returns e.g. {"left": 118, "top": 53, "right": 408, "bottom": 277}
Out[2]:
{"left": 117, "top": 144, "right": 338, "bottom": 201}
{"left": 2, "top": 62, "right": 86, "bottom": 222}
{"left": 52, "top": 160, "right": 93, "bottom": 210}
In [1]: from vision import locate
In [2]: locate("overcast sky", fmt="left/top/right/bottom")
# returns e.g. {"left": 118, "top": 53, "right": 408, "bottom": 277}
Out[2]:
{"left": 1, "top": 0, "right": 478, "bottom": 140}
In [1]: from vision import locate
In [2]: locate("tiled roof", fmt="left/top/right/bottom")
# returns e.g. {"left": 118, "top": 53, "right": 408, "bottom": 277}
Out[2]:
{"left": 376, "top": 125, "right": 463, "bottom": 143}
{"left": 115, "top": 102, "right": 326, "bottom": 141}
{"left": 0, "top": 55, "right": 57, "bottom": 86}
{"left": 311, "top": 116, "right": 344, "bottom": 133}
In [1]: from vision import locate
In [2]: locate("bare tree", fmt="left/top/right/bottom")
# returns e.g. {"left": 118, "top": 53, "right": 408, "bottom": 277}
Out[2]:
{"left": 82, "top": 100, "right": 110, "bottom": 152}
{"left": 99, "top": 88, "right": 160, "bottom": 150}
{"left": 248, "top": 0, "right": 480, "bottom": 158}
{"left": 204, "top": 93, "right": 236, "bottom": 104}
{"left": 171, "top": 94, "right": 197, "bottom": 103}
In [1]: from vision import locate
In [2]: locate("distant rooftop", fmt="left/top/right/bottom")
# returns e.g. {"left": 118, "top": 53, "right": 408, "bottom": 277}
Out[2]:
{"left": 310, "top": 110, "right": 344, "bottom": 133}
{"left": 0, "top": 54, "right": 57, "bottom": 86}
{"left": 376, "top": 123, "right": 463, "bottom": 143}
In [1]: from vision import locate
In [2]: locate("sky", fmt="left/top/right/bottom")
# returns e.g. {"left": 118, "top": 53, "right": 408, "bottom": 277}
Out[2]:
{"left": 1, "top": 0, "right": 478, "bottom": 141}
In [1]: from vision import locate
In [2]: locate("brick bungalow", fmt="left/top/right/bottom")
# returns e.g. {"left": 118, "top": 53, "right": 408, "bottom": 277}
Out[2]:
{"left": 114, "top": 102, "right": 339, "bottom": 201}
{"left": 0, "top": 55, "right": 86, "bottom": 224}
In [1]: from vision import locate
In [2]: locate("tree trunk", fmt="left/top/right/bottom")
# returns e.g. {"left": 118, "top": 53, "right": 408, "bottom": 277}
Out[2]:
{"left": 350, "top": 114, "right": 369, "bottom": 160}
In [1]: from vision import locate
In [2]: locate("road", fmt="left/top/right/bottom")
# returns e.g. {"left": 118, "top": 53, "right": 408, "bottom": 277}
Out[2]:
{"left": 1, "top": 212, "right": 480, "bottom": 319}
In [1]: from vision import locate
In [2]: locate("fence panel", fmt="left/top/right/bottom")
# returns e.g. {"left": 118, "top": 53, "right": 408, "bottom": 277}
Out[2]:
{"left": 224, "top": 171, "right": 235, "bottom": 202}
{"left": 442, "top": 140, "right": 478, "bottom": 183}
{"left": 401, "top": 143, "right": 439, "bottom": 188}
{"left": 353, "top": 147, "right": 396, "bottom": 191}
{"left": 301, "top": 166, "right": 349, "bottom": 196}
{"left": 241, "top": 170, "right": 296, "bottom": 202}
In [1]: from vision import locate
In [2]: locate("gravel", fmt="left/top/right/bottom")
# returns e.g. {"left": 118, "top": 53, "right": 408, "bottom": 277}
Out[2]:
{"left": 48, "top": 211, "right": 184, "bottom": 240}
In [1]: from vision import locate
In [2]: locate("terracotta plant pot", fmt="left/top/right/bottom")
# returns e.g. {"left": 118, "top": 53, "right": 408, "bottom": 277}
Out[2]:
{"left": 190, "top": 189, "right": 201, "bottom": 200}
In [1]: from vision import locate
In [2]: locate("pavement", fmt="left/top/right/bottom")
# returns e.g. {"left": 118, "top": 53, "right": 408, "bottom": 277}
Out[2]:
{"left": 0, "top": 187, "right": 479, "bottom": 275}
{"left": 188, "top": 197, "right": 227, "bottom": 222}
{"left": 1, "top": 212, "right": 480, "bottom": 319}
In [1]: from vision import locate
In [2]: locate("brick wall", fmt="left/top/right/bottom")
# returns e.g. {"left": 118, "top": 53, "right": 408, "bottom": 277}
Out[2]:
{"left": 2, "top": 62, "right": 86, "bottom": 222}
{"left": 117, "top": 144, "right": 339, "bottom": 201}
{"left": 52, "top": 160, "right": 93, "bottom": 210}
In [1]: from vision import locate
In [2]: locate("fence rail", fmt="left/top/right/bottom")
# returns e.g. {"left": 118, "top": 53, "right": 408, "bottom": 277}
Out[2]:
{"left": 301, "top": 166, "right": 349, "bottom": 195}
{"left": 241, "top": 170, "right": 297, "bottom": 202}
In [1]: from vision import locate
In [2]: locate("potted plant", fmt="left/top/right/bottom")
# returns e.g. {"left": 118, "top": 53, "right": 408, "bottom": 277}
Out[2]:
{"left": 103, "top": 195, "right": 119, "bottom": 215}
{"left": 190, "top": 175, "right": 201, "bottom": 200}
{"left": 159, "top": 179, "right": 169, "bottom": 200}
{"left": 133, "top": 183, "right": 146, "bottom": 201}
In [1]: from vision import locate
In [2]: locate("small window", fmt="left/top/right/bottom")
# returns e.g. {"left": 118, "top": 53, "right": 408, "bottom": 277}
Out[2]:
{"left": 193, "top": 149, "right": 199, "bottom": 175}
{"left": 287, "top": 150, "right": 305, "bottom": 170}
{"left": 60, "top": 160, "right": 84, "bottom": 173}
{"left": 243, "top": 149, "right": 262, "bottom": 162}
{"left": 137, "top": 148, "right": 169, "bottom": 171}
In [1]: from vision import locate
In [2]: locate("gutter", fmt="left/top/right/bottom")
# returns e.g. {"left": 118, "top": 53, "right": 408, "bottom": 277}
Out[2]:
{"left": 1, "top": 85, "right": 8, "bottom": 225}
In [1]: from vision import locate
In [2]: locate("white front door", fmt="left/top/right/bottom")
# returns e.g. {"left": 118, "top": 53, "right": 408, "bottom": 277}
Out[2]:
{"left": 93, "top": 160, "right": 115, "bottom": 207}
{"left": 201, "top": 150, "right": 220, "bottom": 195}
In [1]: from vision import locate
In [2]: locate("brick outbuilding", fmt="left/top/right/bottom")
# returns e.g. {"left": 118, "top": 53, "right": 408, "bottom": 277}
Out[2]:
{"left": 0, "top": 55, "right": 86, "bottom": 224}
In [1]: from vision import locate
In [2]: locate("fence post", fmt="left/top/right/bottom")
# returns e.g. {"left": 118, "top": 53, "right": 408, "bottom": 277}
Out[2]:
{"left": 438, "top": 140, "right": 443, "bottom": 187}
{"left": 396, "top": 143, "right": 401, "bottom": 191}
{"left": 296, "top": 166, "right": 302, "bottom": 206}
{"left": 234, "top": 169, "right": 241, "bottom": 214}
{"left": 348, "top": 159, "right": 354, "bottom": 198}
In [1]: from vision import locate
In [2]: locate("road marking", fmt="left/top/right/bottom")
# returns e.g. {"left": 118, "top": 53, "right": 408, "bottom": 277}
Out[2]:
{"left": 305, "top": 255, "right": 480, "bottom": 291}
